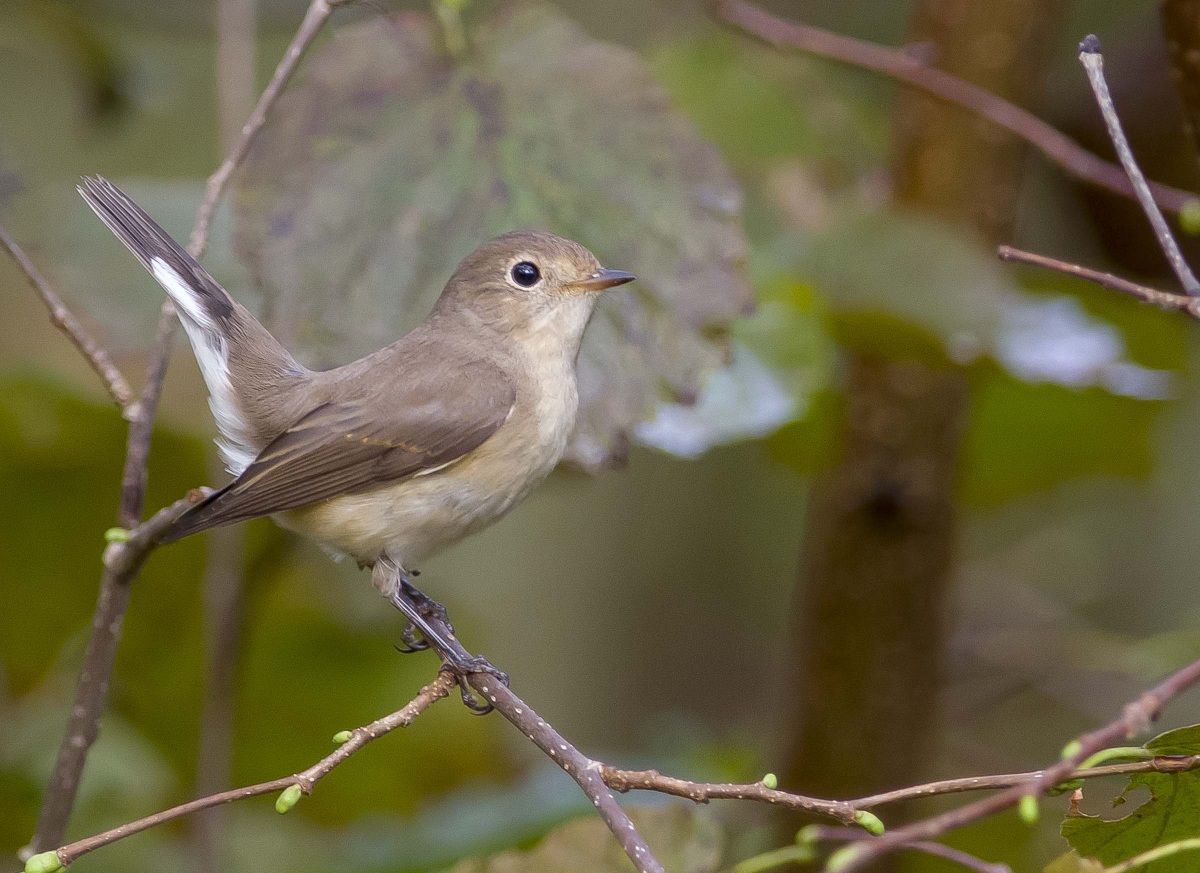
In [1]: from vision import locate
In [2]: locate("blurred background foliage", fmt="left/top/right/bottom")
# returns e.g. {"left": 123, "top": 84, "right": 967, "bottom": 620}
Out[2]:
{"left": 4, "top": 0, "right": 1200, "bottom": 870}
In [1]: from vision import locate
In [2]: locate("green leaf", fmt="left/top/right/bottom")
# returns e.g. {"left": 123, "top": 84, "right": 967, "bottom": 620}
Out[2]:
{"left": 1061, "top": 724, "right": 1200, "bottom": 873}
{"left": 651, "top": 33, "right": 885, "bottom": 173}
{"left": 961, "top": 364, "right": 1164, "bottom": 506}
{"left": 234, "top": 2, "right": 751, "bottom": 470}
{"left": 439, "top": 805, "right": 721, "bottom": 872}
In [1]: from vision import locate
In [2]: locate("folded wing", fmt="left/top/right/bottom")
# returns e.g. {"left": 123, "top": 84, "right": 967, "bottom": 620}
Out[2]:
{"left": 162, "top": 360, "right": 515, "bottom": 541}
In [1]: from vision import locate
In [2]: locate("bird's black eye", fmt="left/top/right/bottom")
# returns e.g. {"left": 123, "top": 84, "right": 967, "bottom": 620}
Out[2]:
{"left": 511, "top": 261, "right": 540, "bottom": 288}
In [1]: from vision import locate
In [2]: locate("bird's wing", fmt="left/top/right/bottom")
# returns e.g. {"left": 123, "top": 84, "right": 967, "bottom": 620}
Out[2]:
{"left": 162, "top": 359, "right": 516, "bottom": 541}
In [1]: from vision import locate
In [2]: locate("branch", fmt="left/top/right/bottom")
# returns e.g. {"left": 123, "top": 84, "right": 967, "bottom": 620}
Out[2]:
{"left": 824, "top": 654, "right": 1200, "bottom": 872}
{"left": 1078, "top": 36, "right": 1200, "bottom": 295}
{"left": 387, "top": 585, "right": 667, "bottom": 873}
{"left": 28, "top": 492, "right": 206, "bottom": 856}
{"left": 1101, "top": 837, "right": 1200, "bottom": 873}
{"left": 29, "top": 0, "right": 351, "bottom": 854}
{"left": 598, "top": 754, "right": 1200, "bottom": 823}
{"left": 0, "top": 222, "right": 136, "bottom": 413}
{"left": 710, "top": 0, "right": 1197, "bottom": 215}
{"left": 998, "top": 245, "right": 1200, "bottom": 318}
{"left": 188, "top": 0, "right": 352, "bottom": 258}
{"left": 27, "top": 673, "right": 455, "bottom": 870}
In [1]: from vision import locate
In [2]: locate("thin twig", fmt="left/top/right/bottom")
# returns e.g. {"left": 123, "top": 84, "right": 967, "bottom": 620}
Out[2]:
{"left": 711, "top": 0, "right": 1197, "bottom": 215}
{"left": 600, "top": 753, "right": 1200, "bottom": 822}
{"left": 29, "top": 492, "right": 207, "bottom": 856}
{"left": 29, "top": 0, "right": 350, "bottom": 854}
{"left": 789, "top": 828, "right": 1010, "bottom": 873}
{"left": 1101, "top": 837, "right": 1200, "bottom": 873}
{"left": 828, "top": 655, "right": 1200, "bottom": 871}
{"left": 188, "top": 0, "right": 352, "bottom": 258}
{"left": 38, "top": 673, "right": 455, "bottom": 868}
{"left": 998, "top": 245, "right": 1200, "bottom": 319}
{"left": 388, "top": 584, "right": 667, "bottom": 873}
{"left": 0, "top": 222, "right": 136, "bottom": 413}
{"left": 1078, "top": 36, "right": 1200, "bottom": 295}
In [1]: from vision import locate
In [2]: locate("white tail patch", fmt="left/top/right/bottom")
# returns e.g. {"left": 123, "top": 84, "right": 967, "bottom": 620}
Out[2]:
{"left": 150, "top": 257, "right": 258, "bottom": 475}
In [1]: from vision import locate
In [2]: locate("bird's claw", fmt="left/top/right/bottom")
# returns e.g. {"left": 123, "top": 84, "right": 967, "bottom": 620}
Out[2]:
{"left": 394, "top": 621, "right": 430, "bottom": 653}
{"left": 441, "top": 656, "right": 509, "bottom": 715}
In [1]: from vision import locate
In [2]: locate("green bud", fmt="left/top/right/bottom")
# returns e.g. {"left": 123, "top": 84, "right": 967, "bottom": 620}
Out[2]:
{"left": 796, "top": 824, "right": 822, "bottom": 846}
{"left": 826, "top": 844, "right": 864, "bottom": 873}
{"left": 761, "top": 772, "right": 778, "bottom": 789}
{"left": 25, "top": 852, "right": 64, "bottom": 873}
{"left": 1061, "top": 740, "right": 1083, "bottom": 760}
{"left": 854, "top": 810, "right": 885, "bottom": 835}
{"left": 1181, "top": 199, "right": 1200, "bottom": 235}
{"left": 1018, "top": 794, "right": 1039, "bottom": 825}
{"left": 104, "top": 527, "right": 130, "bottom": 544}
{"left": 332, "top": 730, "right": 353, "bottom": 744}
{"left": 275, "top": 783, "right": 303, "bottom": 814}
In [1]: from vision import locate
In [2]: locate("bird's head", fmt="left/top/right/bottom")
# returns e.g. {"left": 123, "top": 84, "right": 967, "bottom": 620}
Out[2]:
{"left": 436, "top": 230, "right": 635, "bottom": 353}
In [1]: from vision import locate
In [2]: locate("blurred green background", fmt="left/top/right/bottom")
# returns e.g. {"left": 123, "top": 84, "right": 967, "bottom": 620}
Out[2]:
{"left": 4, "top": 0, "right": 1200, "bottom": 871}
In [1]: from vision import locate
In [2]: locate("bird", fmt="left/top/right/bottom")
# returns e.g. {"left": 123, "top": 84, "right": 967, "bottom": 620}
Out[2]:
{"left": 79, "top": 176, "right": 634, "bottom": 699}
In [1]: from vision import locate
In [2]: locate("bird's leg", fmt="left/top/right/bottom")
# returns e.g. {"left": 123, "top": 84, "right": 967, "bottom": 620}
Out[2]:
{"left": 400, "top": 575, "right": 457, "bottom": 636}
{"left": 372, "top": 556, "right": 509, "bottom": 714}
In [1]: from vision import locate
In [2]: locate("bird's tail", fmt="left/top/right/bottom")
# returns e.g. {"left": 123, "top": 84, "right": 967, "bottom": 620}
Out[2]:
{"left": 80, "top": 176, "right": 297, "bottom": 476}
{"left": 80, "top": 176, "right": 239, "bottom": 335}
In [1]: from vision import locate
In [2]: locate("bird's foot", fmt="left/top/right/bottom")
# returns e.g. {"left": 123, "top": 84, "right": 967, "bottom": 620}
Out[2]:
{"left": 439, "top": 655, "right": 510, "bottom": 715}
{"left": 381, "top": 567, "right": 507, "bottom": 714}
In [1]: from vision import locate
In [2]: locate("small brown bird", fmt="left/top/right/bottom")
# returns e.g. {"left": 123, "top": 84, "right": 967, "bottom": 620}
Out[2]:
{"left": 81, "top": 176, "right": 633, "bottom": 688}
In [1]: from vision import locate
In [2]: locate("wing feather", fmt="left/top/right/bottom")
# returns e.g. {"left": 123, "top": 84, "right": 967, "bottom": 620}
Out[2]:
{"left": 162, "top": 360, "right": 515, "bottom": 542}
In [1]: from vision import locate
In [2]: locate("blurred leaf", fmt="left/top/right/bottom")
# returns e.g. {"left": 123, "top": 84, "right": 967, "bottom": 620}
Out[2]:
{"left": 803, "top": 210, "right": 1010, "bottom": 359}
{"left": 651, "top": 32, "right": 885, "bottom": 174}
{"left": 636, "top": 279, "right": 833, "bottom": 457}
{"left": 961, "top": 363, "right": 1165, "bottom": 506}
{"left": 1045, "top": 852, "right": 1104, "bottom": 873}
{"left": 234, "top": 2, "right": 751, "bottom": 470}
{"left": 440, "top": 805, "right": 722, "bottom": 873}
{"left": 1062, "top": 724, "right": 1200, "bottom": 873}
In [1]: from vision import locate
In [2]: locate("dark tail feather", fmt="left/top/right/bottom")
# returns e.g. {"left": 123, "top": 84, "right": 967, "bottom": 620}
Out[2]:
{"left": 78, "top": 176, "right": 236, "bottom": 326}
{"left": 158, "top": 485, "right": 238, "bottom": 543}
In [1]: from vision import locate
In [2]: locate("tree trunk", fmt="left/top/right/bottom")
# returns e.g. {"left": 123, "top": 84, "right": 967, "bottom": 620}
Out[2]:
{"left": 784, "top": 0, "right": 1067, "bottom": 819}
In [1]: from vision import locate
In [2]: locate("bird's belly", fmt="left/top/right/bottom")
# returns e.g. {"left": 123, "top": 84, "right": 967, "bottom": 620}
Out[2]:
{"left": 277, "top": 442, "right": 559, "bottom": 568}
{"left": 279, "top": 351, "right": 578, "bottom": 569}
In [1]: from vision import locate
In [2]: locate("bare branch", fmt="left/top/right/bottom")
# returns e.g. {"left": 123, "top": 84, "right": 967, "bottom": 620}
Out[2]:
{"left": 998, "top": 245, "right": 1200, "bottom": 318}
{"left": 188, "top": 0, "right": 352, "bottom": 258}
{"left": 38, "top": 673, "right": 455, "bottom": 868}
{"left": 386, "top": 584, "right": 667, "bottom": 873}
{"left": 793, "top": 827, "right": 1011, "bottom": 873}
{"left": 711, "top": 0, "right": 1197, "bottom": 215}
{"left": 0, "top": 222, "right": 136, "bottom": 413}
{"left": 1078, "top": 36, "right": 1200, "bottom": 295}
{"left": 599, "top": 754, "right": 1200, "bottom": 823}
{"left": 29, "top": 491, "right": 207, "bottom": 855}
{"left": 30, "top": 0, "right": 351, "bottom": 852}
{"left": 827, "top": 655, "right": 1200, "bottom": 871}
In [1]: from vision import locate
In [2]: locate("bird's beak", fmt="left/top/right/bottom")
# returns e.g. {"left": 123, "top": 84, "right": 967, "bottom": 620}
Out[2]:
{"left": 568, "top": 268, "right": 636, "bottom": 293}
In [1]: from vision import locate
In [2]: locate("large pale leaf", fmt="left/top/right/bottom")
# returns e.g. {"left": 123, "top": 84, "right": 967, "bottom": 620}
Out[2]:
{"left": 1061, "top": 724, "right": 1200, "bottom": 873}
{"left": 234, "top": 3, "right": 750, "bottom": 469}
{"left": 441, "top": 805, "right": 722, "bottom": 873}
